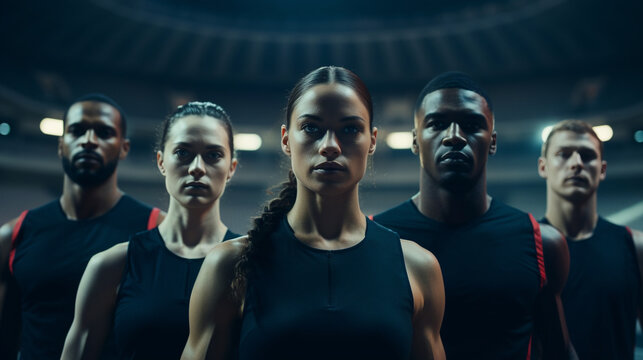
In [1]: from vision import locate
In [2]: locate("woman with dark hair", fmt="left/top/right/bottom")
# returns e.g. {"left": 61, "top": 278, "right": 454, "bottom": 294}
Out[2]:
{"left": 182, "top": 67, "right": 445, "bottom": 360}
{"left": 61, "top": 101, "right": 239, "bottom": 359}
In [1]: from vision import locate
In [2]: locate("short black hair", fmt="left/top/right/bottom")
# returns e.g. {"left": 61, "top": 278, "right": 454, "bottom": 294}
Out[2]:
{"left": 415, "top": 71, "right": 493, "bottom": 112}
{"left": 63, "top": 93, "right": 127, "bottom": 136}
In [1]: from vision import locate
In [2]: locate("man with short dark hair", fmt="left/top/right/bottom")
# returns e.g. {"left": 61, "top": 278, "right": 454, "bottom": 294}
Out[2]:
{"left": 538, "top": 119, "right": 643, "bottom": 360}
{"left": 0, "top": 94, "right": 163, "bottom": 359}
{"left": 374, "top": 72, "right": 575, "bottom": 359}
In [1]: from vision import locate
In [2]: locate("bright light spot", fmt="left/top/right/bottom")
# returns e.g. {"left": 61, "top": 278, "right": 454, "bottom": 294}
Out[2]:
{"left": 386, "top": 132, "right": 413, "bottom": 149}
{"left": 40, "top": 118, "right": 64, "bottom": 136}
{"left": 541, "top": 125, "right": 553, "bottom": 142}
{"left": 592, "top": 125, "right": 613, "bottom": 142}
{"left": 0, "top": 123, "right": 10, "bottom": 136}
{"left": 634, "top": 130, "right": 643, "bottom": 143}
{"left": 234, "top": 133, "right": 262, "bottom": 151}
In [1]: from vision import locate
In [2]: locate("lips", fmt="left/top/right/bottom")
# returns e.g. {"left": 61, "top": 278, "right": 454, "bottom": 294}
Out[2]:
{"left": 184, "top": 181, "right": 209, "bottom": 189}
{"left": 566, "top": 176, "right": 589, "bottom": 185}
{"left": 439, "top": 151, "right": 471, "bottom": 163}
{"left": 72, "top": 151, "right": 103, "bottom": 164}
{"left": 313, "top": 161, "right": 346, "bottom": 171}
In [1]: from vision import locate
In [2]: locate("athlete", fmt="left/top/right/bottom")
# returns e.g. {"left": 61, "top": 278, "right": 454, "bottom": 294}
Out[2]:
{"left": 538, "top": 119, "right": 643, "bottom": 360}
{"left": 373, "top": 72, "right": 575, "bottom": 359}
{"left": 60, "top": 101, "right": 239, "bottom": 359}
{"left": 0, "top": 94, "right": 163, "bottom": 359}
{"left": 182, "top": 66, "right": 446, "bottom": 360}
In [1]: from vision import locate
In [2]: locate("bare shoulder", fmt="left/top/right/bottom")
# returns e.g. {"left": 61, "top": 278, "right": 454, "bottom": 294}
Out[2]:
{"left": 400, "top": 239, "right": 441, "bottom": 280}
{"left": 629, "top": 228, "right": 643, "bottom": 247}
{"left": 201, "top": 236, "right": 249, "bottom": 274}
{"left": 0, "top": 216, "right": 21, "bottom": 265}
{"left": 539, "top": 223, "right": 567, "bottom": 254}
{"left": 83, "top": 242, "right": 130, "bottom": 285}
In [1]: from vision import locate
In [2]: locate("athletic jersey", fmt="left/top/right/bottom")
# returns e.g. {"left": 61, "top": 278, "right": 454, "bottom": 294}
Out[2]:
{"left": 239, "top": 216, "right": 414, "bottom": 360}
{"left": 373, "top": 199, "right": 545, "bottom": 360}
{"left": 9, "top": 195, "right": 159, "bottom": 360}
{"left": 112, "top": 227, "right": 240, "bottom": 359}
{"left": 542, "top": 217, "right": 639, "bottom": 360}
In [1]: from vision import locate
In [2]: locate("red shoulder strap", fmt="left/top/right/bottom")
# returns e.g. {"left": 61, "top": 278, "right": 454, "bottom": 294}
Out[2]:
{"left": 626, "top": 226, "right": 633, "bottom": 238}
{"left": 367, "top": 214, "right": 374, "bottom": 221}
{"left": 147, "top": 207, "right": 161, "bottom": 230}
{"left": 528, "top": 213, "right": 547, "bottom": 289}
{"left": 9, "top": 210, "right": 29, "bottom": 274}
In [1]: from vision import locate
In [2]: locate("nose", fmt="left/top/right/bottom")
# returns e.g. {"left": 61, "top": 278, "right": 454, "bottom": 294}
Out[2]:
{"left": 319, "top": 130, "right": 341, "bottom": 159}
{"left": 81, "top": 129, "right": 98, "bottom": 149}
{"left": 441, "top": 122, "right": 466, "bottom": 148}
{"left": 569, "top": 151, "right": 583, "bottom": 170}
{"left": 188, "top": 154, "right": 206, "bottom": 178}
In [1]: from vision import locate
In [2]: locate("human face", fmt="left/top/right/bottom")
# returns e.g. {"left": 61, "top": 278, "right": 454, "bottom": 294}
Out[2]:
{"left": 58, "top": 101, "right": 129, "bottom": 187}
{"left": 413, "top": 88, "right": 496, "bottom": 191}
{"left": 281, "top": 83, "right": 377, "bottom": 196}
{"left": 157, "top": 115, "right": 237, "bottom": 208}
{"left": 538, "top": 130, "right": 606, "bottom": 202}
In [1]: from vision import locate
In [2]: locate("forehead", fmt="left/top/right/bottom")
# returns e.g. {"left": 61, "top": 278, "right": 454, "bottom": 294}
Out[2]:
{"left": 166, "top": 115, "right": 230, "bottom": 147}
{"left": 418, "top": 88, "right": 491, "bottom": 119}
{"left": 292, "top": 83, "right": 369, "bottom": 121}
{"left": 66, "top": 101, "right": 121, "bottom": 125}
{"left": 547, "top": 130, "right": 601, "bottom": 154}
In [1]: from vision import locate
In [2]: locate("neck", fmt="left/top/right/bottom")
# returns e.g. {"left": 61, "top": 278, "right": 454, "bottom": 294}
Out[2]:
{"left": 415, "top": 170, "right": 491, "bottom": 225}
{"left": 59, "top": 175, "right": 123, "bottom": 220}
{"left": 545, "top": 191, "right": 598, "bottom": 240}
{"left": 288, "top": 184, "right": 365, "bottom": 242}
{"left": 158, "top": 200, "right": 227, "bottom": 248}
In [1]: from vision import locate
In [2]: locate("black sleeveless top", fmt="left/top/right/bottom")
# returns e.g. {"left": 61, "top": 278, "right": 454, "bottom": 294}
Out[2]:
{"left": 10, "top": 195, "right": 156, "bottom": 360}
{"left": 112, "top": 227, "right": 240, "bottom": 359}
{"left": 543, "top": 217, "right": 639, "bottom": 360}
{"left": 239, "top": 217, "right": 414, "bottom": 360}
{"left": 374, "top": 199, "right": 545, "bottom": 360}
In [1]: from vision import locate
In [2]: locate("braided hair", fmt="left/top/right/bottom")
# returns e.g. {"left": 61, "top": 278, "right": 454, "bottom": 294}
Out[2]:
{"left": 232, "top": 66, "right": 373, "bottom": 297}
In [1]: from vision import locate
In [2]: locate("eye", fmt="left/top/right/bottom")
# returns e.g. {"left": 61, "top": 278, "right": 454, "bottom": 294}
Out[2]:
{"left": 204, "top": 151, "right": 224, "bottom": 162}
{"left": 95, "top": 126, "right": 116, "bottom": 139}
{"left": 428, "top": 120, "right": 448, "bottom": 130}
{"left": 68, "top": 125, "right": 86, "bottom": 137}
{"left": 460, "top": 121, "right": 481, "bottom": 133}
{"left": 302, "top": 123, "right": 322, "bottom": 136}
{"left": 174, "top": 148, "right": 192, "bottom": 161}
{"left": 579, "top": 150, "right": 597, "bottom": 162}
{"left": 342, "top": 124, "right": 361, "bottom": 135}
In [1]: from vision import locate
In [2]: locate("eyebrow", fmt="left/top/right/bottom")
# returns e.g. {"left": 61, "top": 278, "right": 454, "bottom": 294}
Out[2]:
{"left": 556, "top": 145, "right": 597, "bottom": 153}
{"left": 173, "top": 142, "right": 226, "bottom": 149}
{"left": 297, "top": 114, "right": 366, "bottom": 122}
{"left": 423, "top": 111, "right": 486, "bottom": 122}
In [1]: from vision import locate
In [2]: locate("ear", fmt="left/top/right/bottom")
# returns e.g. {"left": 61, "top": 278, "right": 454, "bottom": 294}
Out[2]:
{"left": 281, "top": 125, "right": 291, "bottom": 156}
{"left": 119, "top": 138, "right": 131, "bottom": 160}
{"left": 227, "top": 158, "right": 238, "bottom": 181}
{"left": 368, "top": 127, "right": 377, "bottom": 155}
{"left": 156, "top": 151, "right": 166, "bottom": 176}
{"left": 537, "top": 156, "right": 547, "bottom": 179}
{"left": 599, "top": 160, "right": 607, "bottom": 181}
{"left": 411, "top": 128, "right": 419, "bottom": 155}
{"left": 489, "top": 130, "right": 497, "bottom": 156}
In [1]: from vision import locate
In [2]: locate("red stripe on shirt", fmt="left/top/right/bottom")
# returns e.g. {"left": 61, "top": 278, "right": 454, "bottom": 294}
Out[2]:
{"left": 9, "top": 210, "right": 29, "bottom": 274}
{"left": 529, "top": 213, "right": 547, "bottom": 289}
{"left": 147, "top": 207, "right": 160, "bottom": 230}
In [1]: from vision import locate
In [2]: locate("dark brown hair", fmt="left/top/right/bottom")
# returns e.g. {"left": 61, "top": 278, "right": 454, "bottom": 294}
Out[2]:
{"left": 232, "top": 66, "right": 373, "bottom": 296}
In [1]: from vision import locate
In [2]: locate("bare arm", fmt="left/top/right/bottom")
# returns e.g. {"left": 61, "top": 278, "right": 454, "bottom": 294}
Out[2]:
{"left": 535, "top": 224, "right": 577, "bottom": 360}
{"left": 628, "top": 228, "right": 643, "bottom": 329}
{"left": 182, "top": 238, "right": 246, "bottom": 360}
{"left": 61, "top": 243, "right": 128, "bottom": 360}
{"left": 401, "top": 240, "right": 446, "bottom": 360}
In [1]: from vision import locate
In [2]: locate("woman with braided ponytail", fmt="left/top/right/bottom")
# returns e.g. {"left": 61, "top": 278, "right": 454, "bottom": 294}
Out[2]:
{"left": 182, "top": 67, "right": 446, "bottom": 360}
{"left": 62, "top": 102, "right": 239, "bottom": 359}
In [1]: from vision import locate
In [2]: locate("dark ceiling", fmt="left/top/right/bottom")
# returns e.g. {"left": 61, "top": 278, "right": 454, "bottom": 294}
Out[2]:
{"left": 2, "top": 0, "right": 641, "bottom": 89}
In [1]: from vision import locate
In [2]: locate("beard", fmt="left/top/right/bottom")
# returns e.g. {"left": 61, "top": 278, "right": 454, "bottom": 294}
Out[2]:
{"left": 62, "top": 152, "right": 118, "bottom": 187}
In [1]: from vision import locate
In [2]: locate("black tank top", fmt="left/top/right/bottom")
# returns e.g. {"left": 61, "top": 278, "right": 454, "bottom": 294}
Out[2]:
{"left": 112, "top": 227, "right": 239, "bottom": 359}
{"left": 543, "top": 217, "right": 639, "bottom": 360}
{"left": 374, "top": 199, "right": 545, "bottom": 360}
{"left": 10, "top": 195, "right": 156, "bottom": 360}
{"left": 239, "top": 216, "right": 414, "bottom": 360}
